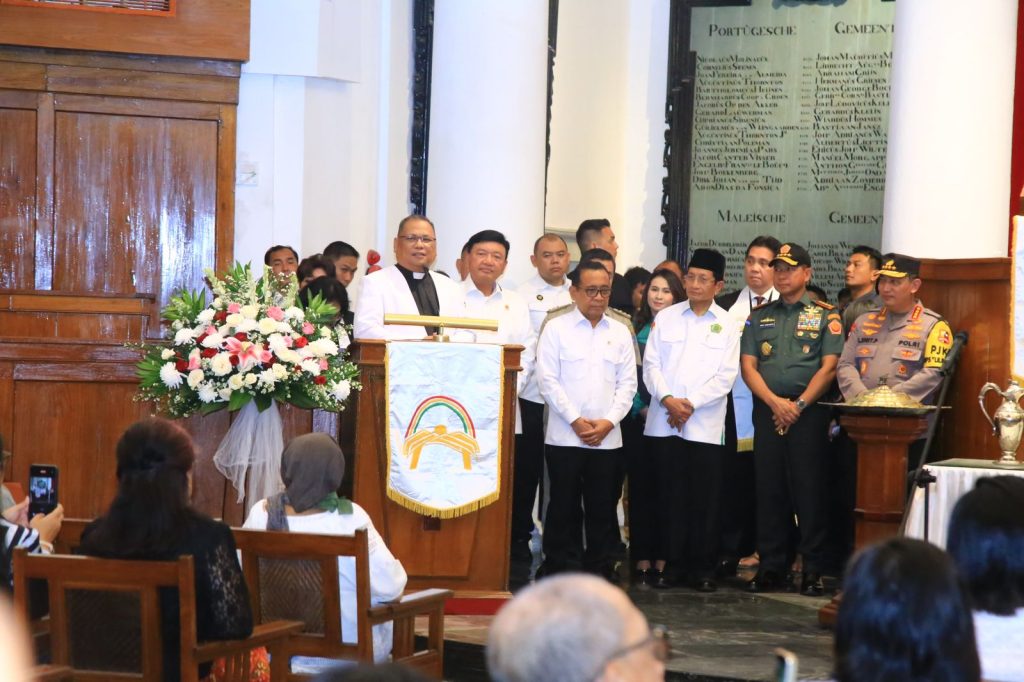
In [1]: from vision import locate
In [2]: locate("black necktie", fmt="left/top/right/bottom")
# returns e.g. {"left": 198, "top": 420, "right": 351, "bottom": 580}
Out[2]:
{"left": 755, "top": 296, "right": 765, "bottom": 306}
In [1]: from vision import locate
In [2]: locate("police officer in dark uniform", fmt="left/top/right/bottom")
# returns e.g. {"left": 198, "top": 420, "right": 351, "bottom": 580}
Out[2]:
{"left": 740, "top": 243, "right": 845, "bottom": 596}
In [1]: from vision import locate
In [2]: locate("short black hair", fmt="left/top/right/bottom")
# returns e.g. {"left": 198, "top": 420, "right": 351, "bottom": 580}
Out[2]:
{"left": 575, "top": 219, "right": 611, "bottom": 250}
{"left": 624, "top": 266, "right": 651, "bottom": 290}
{"left": 806, "top": 284, "right": 828, "bottom": 302}
{"left": 297, "top": 255, "right": 337, "bottom": 283}
{"left": 465, "top": 230, "right": 510, "bottom": 257}
{"left": 533, "top": 233, "right": 568, "bottom": 253}
{"left": 851, "top": 244, "right": 883, "bottom": 270}
{"left": 398, "top": 214, "right": 435, "bottom": 234}
{"left": 948, "top": 475, "right": 1024, "bottom": 615}
{"left": 323, "top": 241, "right": 360, "bottom": 260}
{"left": 835, "top": 538, "right": 979, "bottom": 682}
{"left": 568, "top": 259, "right": 612, "bottom": 287}
{"left": 264, "top": 245, "right": 299, "bottom": 265}
{"left": 580, "top": 247, "right": 615, "bottom": 266}
{"left": 745, "top": 235, "right": 782, "bottom": 257}
{"left": 299, "top": 276, "right": 350, "bottom": 321}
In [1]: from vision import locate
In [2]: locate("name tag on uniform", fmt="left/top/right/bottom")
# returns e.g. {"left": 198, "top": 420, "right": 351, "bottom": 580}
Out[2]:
{"left": 759, "top": 317, "right": 775, "bottom": 329}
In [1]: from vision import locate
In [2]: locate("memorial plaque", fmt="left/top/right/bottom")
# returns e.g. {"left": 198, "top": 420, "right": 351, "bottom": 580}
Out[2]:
{"left": 688, "top": 0, "right": 895, "bottom": 295}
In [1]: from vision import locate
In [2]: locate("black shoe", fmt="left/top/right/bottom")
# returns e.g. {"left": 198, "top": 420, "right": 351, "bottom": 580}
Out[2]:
{"left": 634, "top": 568, "right": 653, "bottom": 587}
{"left": 651, "top": 570, "right": 672, "bottom": 589}
{"left": 801, "top": 572, "right": 824, "bottom": 597}
{"left": 746, "top": 570, "right": 785, "bottom": 593}
{"left": 695, "top": 578, "right": 717, "bottom": 593}
{"left": 714, "top": 558, "right": 739, "bottom": 578}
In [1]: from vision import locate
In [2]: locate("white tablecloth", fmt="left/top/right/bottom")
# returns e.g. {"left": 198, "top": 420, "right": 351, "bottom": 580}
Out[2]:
{"left": 904, "top": 459, "right": 1024, "bottom": 548}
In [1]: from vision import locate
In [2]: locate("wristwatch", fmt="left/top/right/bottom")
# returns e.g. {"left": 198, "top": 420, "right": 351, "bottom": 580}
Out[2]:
{"left": 795, "top": 398, "right": 807, "bottom": 412}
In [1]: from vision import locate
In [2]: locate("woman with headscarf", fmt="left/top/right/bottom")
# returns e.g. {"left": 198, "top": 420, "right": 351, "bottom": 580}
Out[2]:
{"left": 242, "top": 433, "right": 407, "bottom": 674}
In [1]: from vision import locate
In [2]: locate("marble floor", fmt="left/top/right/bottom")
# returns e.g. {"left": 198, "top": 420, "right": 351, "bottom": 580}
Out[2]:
{"left": 437, "top": 569, "right": 836, "bottom": 681}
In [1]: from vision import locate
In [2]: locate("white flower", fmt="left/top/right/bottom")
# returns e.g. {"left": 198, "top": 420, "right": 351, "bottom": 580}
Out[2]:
{"left": 272, "top": 363, "right": 289, "bottom": 380}
{"left": 187, "top": 369, "right": 205, "bottom": 389}
{"left": 277, "top": 349, "right": 301, "bottom": 365}
{"left": 210, "top": 353, "right": 233, "bottom": 376}
{"left": 284, "top": 307, "right": 305, "bottom": 321}
{"left": 300, "top": 359, "right": 321, "bottom": 376}
{"left": 258, "top": 317, "right": 279, "bottom": 335}
{"left": 197, "top": 309, "right": 215, "bottom": 324}
{"left": 267, "top": 333, "right": 288, "bottom": 353}
{"left": 173, "top": 328, "right": 195, "bottom": 346}
{"left": 276, "top": 321, "right": 293, "bottom": 334}
{"left": 308, "top": 338, "right": 339, "bottom": 358}
{"left": 243, "top": 373, "right": 258, "bottom": 386}
{"left": 330, "top": 380, "right": 351, "bottom": 401}
{"left": 258, "top": 369, "right": 277, "bottom": 387}
{"left": 225, "top": 313, "right": 244, "bottom": 327}
{"left": 161, "top": 348, "right": 175, "bottom": 360}
{"left": 336, "top": 328, "right": 350, "bottom": 350}
{"left": 172, "top": 320, "right": 184, "bottom": 331}
{"left": 218, "top": 388, "right": 233, "bottom": 401}
{"left": 198, "top": 383, "right": 218, "bottom": 403}
{"left": 240, "top": 305, "right": 259, "bottom": 320}
{"left": 235, "top": 318, "right": 258, "bottom": 334}
{"left": 160, "top": 362, "right": 183, "bottom": 388}
{"left": 228, "top": 374, "right": 245, "bottom": 390}
{"left": 201, "top": 333, "right": 224, "bottom": 349}
{"left": 319, "top": 326, "right": 331, "bottom": 338}
{"left": 212, "top": 297, "right": 224, "bottom": 310}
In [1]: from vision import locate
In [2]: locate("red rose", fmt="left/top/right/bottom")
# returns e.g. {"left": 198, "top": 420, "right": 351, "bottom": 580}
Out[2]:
{"left": 313, "top": 375, "right": 327, "bottom": 385}
{"left": 229, "top": 355, "right": 239, "bottom": 366}
{"left": 214, "top": 311, "right": 228, "bottom": 322}
{"left": 234, "top": 332, "right": 248, "bottom": 341}
{"left": 196, "top": 333, "right": 207, "bottom": 345}
{"left": 175, "top": 360, "right": 189, "bottom": 372}
{"left": 294, "top": 337, "right": 309, "bottom": 348}
{"left": 201, "top": 348, "right": 217, "bottom": 358}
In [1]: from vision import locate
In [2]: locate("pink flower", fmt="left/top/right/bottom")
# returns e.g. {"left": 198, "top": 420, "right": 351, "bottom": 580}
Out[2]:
{"left": 318, "top": 359, "right": 328, "bottom": 370}
{"left": 266, "top": 306, "right": 285, "bottom": 321}
{"left": 283, "top": 335, "right": 294, "bottom": 348}
{"left": 227, "top": 302, "right": 241, "bottom": 314}
{"left": 188, "top": 349, "right": 202, "bottom": 371}
{"left": 206, "top": 326, "right": 218, "bottom": 336}
{"left": 302, "top": 322, "right": 315, "bottom": 335}
{"left": 224, "top": 337, "right": 272, "bottom": 371}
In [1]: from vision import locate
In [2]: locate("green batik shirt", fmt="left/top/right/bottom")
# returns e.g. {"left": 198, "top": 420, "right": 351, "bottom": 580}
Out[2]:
{"left": 740, "top": 292, "right": 845, "bottom": 397}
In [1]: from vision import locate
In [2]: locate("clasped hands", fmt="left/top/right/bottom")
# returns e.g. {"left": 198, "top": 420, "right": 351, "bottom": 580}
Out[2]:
{"left": 771, "top": 396, "right": 802, "bottom": 432}
{"left": 571, "top": 418, "right": 615, "bottom": 447}
{"left": 661, "top": 396, "right": 694, "bottom": 432}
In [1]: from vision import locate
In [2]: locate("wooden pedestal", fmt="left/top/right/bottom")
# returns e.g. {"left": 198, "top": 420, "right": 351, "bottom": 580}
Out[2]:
{"left": 350, "top": 340, "right": 522, "bottom": 599}
{"left": 818, "top": 412, "right": 928, "bottom": 626}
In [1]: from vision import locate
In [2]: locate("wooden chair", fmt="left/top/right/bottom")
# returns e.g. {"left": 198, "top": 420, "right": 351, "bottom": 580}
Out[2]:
{"left": 12, "top": 549, "right": 303, "bottom": 681}
{"left": 233, "top": 528, "right": 452, "bottom": 681}
{"left": 53, "top": 518, "right": 90, "bottom": 554}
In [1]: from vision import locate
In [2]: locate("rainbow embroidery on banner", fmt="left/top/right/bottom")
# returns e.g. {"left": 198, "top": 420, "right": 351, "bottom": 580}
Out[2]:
{"left": 402, "top": 395, "right": 481, "bottom": 470}
{"left": 385, "top": 341, "right": 504, "bottom": 519}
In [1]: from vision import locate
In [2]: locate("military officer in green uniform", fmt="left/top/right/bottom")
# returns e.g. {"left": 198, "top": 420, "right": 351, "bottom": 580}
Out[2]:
{"left": 837, "top": 253, "right": 952, "bottom": 404}
{"left": 740, "top": 243, "right": 845, "bottom": 596}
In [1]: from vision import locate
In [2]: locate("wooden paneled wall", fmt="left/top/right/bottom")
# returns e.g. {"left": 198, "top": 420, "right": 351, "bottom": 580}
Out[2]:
{"left": 0, "top": 44, "right": 244, "bottom": 519}
{"left": 0, "top": 0, "right": 249, "bottom": 61}
{"left": 918, "top": 257, "right": 1012, "bottom": 461}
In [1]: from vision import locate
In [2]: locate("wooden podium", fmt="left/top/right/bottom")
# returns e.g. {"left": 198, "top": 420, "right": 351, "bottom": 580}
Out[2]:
{"left": 349, "top": 340, "right": 522, "bottom": 597}
{"left": 818, "top": 412, "right": 928, "bottom": 625}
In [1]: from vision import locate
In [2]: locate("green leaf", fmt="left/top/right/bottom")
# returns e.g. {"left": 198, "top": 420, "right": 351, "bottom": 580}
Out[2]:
{"left": 200, "top": 401, "right": 226, "bottom": 416}
{"left": 288, "top": 390, "right": 318, "bottom": 410}
{"left": 228, "top": 391, "right": 253, "bottom": 411}
{"left": 253, "top": 393, "right": 273, "bottom": 412}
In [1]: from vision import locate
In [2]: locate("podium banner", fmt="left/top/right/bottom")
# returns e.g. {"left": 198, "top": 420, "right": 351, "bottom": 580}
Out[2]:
{"left": 385, "top": 342, "right": 505, "bottom": 518}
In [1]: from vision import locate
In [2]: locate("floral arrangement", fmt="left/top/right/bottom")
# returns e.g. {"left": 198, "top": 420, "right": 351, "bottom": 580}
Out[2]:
{"left": 135, "top": 263, "right": 359, "bottom": 418}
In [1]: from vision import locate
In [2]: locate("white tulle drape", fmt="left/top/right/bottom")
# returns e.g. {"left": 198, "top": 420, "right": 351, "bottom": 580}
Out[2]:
{"left": 213, "top": 401, "right": 284, "bottom": 511}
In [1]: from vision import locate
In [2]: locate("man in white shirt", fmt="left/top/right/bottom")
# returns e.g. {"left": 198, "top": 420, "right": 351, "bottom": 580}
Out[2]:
{"left": 353, "top": 215, "right": 465, "bottom": 340}
{"left": 535, "top": 261, "right": 637, "bottom": 580}
{"left": 643, "top": 248, "right": 740, "bottom": 592}
{"left": 713, "top": 235, "right": 780, "bottom": 576}
{"left": 510, "top": 234, "right": 571, "bottom": 587}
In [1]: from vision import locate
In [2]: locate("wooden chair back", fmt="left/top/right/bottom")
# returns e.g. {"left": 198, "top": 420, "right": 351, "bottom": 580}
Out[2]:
{"left": 233, "top": 527, "right": 451, "bottom": 680}
{"left": 12, "top": 549, "right": 301, "bottom": 681}
{"left": 234, "top": 528, "right": 374, "bottom": 662}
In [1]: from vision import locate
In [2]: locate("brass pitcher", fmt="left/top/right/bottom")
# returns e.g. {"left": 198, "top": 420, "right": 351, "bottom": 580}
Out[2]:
{"left": 979, "top": 380, "right": 1024, "bottom": 466}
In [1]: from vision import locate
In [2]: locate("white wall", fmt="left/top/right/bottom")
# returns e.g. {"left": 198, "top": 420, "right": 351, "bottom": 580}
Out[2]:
{"left": 546, "top": 0, "right": 670, "bottom": 271}
{"left": 234, "top": 0, "right": 413, "bottom": 299}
